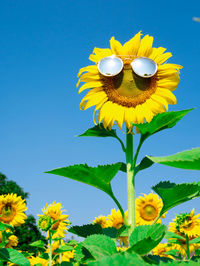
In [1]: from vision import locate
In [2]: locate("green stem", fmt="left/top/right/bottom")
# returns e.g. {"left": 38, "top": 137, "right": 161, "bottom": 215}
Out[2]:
{"left": 126, "top": 129, "right": 135, "bottom": 236}
{"left": 59, "top": 239, "right": 62, "bottom": 264}
{"left": 48, "top": 231, "right": 53, "bottom": 266}
{"left": 186, "top": 234, "right": 190, "bottom": 260}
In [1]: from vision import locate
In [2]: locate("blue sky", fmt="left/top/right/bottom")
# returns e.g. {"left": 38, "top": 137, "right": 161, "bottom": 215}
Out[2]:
{"left": 0, "top": 0, "right": 200, "bottom": 228}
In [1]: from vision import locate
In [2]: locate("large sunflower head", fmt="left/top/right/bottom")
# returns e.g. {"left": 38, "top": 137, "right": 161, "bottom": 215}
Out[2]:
{"left": 169, "top": 209, "right": 200, "bottom": 238}
{"left": 0, "top": 194, "right": 27, "bottom": 226}
{"left": 135, "top": 193, "right": 163, "bottom": 225}
{"left": 39, "top": 201, "right": 70, "bottom": 238}
{"left": 77, "top": 32, "right": 182, "bottom": 130}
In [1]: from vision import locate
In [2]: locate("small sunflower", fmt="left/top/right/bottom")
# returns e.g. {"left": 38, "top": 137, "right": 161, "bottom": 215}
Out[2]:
{"left": 135, "top": 193, "right": 163, "bottom": 225}
{"left": 28, "top": 256, "right": 48, "bottom": 266}
{"left": 169, "top": 209, "right": 200, "bottom": 238}
{"left": 38, "top": 201, "right": 70, "bottom": 238}
{"left": 93, "top": 215, "right": 112, "bottom": 228}
{"left": 107, "top": 209, "right": 128, "bottom": 229}
{"left": 152, "top": 243, "right": 174, "bottom": 259}
{"left": 0, "top": 231, "right": 18, "bottom": 248}
{"left": 0, "top": 194, "right": 27, "bottom": 226}
{"left": 77, "top": 32, "right": 182, "bottom": 130}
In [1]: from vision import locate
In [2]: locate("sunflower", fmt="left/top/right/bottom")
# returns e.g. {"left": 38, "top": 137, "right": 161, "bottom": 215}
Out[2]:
{"left": 28, "top": 256, "right": 48, "bottom": 266}
{"left": 135, "top": 193, "right": 164, "bottom": 225}
{"left": 0, "top": 231, "right": 18, "bottom": 248}
{"left": 169, "top": 209, "right": 200, "bottom": 238}
{"left": 107, "top": 209, "right": 128, "bottom": 229}
{"left": 170, "top": 243, "right": 200, "bottom": 257}
{"left": 93, "top": 215, "right": 112, "bottom": 228}
{"left": 77, "top": 32, "right": 182, "bottom": 130}
{"left": 39, "top": 201, "right": 70, "bottom": 238}
{"left": 152, "top": 243, "right": 174, "bottom": 259}
{"left": 0, "top": 194, "right": 27, "bottom": 226}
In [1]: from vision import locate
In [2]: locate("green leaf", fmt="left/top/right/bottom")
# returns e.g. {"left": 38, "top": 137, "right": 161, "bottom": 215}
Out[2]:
{"left": 143, "top": 254, "right": 172, "bottom": 264}
{"left": 46, "top": 163, "right": 122, "bottom": 196}
{"left": 147, "top": 147, "right": 200, "bottom": 170}
{"left": 132, "top": 109, "right": 192, "bottom": 140}
{"left": 164, "top": 231, "right": 185, "bottom": 240}
{"left": 66, "top": 239, "right": 78, "bottom": 246}
{"left": 29, "top": 240, "right": 45, "bottom": 249}
{"left": 102, "top": 227, "right": 118, "bottom": 238}
{"left": 54, "top": 245, "right": 74, "bottom": 253}
{"left": 152, "top": 181, "right": 200, "bottom": 217}
{"left": 0, "top": 222, "right": 13, "bottom": 231}
{"left": 164, "top": 249, "right": 179, "bottom": 256}
{"left": 0, "top": 248, "right": 30, "bottom": 266}
{"left": 87, "top": 252, "right": 145, "bottom": 266}
{"left": 128, "top": 224, "right": 167, "bottom": 255}
{"left": 82, "top": 234, "right": 117, "bottom": 260}
{"left": 135, "top": 157, "right": 154, "bottom": 174}
{"left": 69, "top": 224, "right": 102, "bottom": 238}
{"left": 189, "top": 236, "right": 200, "bottom": 244}
{"left": 78, "top": 124, "right": 126, "bottom": 152}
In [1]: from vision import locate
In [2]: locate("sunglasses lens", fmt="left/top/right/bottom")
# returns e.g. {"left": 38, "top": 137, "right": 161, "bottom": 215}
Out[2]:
{"left": 131, "top": 57, "right": 157, "bottom": 78}
{"left": 98, "top": 56, "right": 123, "bottom": 77}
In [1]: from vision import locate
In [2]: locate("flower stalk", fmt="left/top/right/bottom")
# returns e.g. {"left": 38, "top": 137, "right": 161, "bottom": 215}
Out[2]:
{"left": 126, "top": 129, "right": 135, "bottom": 237}
{"left": 48, "top": 231, "right": 53, "bottom": 266}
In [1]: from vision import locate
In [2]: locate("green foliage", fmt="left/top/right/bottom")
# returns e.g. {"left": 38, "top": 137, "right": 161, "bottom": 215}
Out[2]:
{"left": 135, "top": 156, "right": 154, "bottom": 174}
{"left": 0, "top": 248, "right": 30, "bottom": 266}
{"left": 69, "top": 224, "right": 102, "bottom": 238}
{"left": 0, "top": 173, "right": 47, "bottom": 255}
{"left": 128, "top": 224, "right": 167, "bottom": 255}
{"left": 69, "top": 224, "right": 118, "bottom": 238}
{"left": 46, "top": 163, "right": 122, "bottom": 196}
{"left": 14, "top": 215, "right": 47, "bottom": 255}
{"left": 54, "top": 244, "right": 74, "bottom": 253}
{"left": 87, "top": 252, "right": 145, "bottom": 266}
{"left": 78, "top": 124, "right": 126, "bottom": 152}
{"left": 152, "top": 181, "right": 200, "bottom": 217}
{"left": 29, "top": 240, "right": 46, "bottom": 249}
{"left": 82, "top": 234, "right": 117, "bottom": 260}
{"left": 165, "top": 231, "right": 185, "bottom": 240}
{"left": 132, "top": 109, "right": 192, "bottom": 141}
{"left": 0, "top": 172, "right": 29, "bottom": 200}
{"left": 147, "top": 147, "right": 200, "bottom": 170}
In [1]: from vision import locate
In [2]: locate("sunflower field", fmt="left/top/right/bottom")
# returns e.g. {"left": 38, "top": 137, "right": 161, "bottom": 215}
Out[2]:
{"left": 1, "top": 31, "right": 200, "bottom": 266}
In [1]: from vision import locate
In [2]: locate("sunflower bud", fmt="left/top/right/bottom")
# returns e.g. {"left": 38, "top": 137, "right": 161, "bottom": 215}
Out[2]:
{"left": 38, "top": 215, "right": 52, "bottom": 232}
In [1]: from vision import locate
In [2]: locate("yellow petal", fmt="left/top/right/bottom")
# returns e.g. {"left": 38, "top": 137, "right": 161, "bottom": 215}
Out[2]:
{"left": 110, "top": 37, "right": 123, "bottom": 55}
{"left": 124, "top": 107, "right": 137, "bottom": 128}
{"left": 80, "top": 91, "right": 107, "bottom": 110}
{"left": 137, "top": 35, "right": 153, "bottom": 57}
{"left": 156, "top": 88, "right": 177, "bottom": 104}
{"left": 156, "top": 52, "right": 172, "bottom": 64}
{"left": 151, "top": 94, "right": 169, "bottom": 111}
{"left": 77, "top": 65, "right": 97, "bottom": 77}
{"left": 149, "top": 47, "right": 166, "bottom": 61}
{"left": 89, "top": 48, "right": 112, "bottom": 63}
{"left": 78, "top": 81, "right": 103, "bottom": 93}
{"left": 122, "top": 31, "right": 141, "bottom": 55}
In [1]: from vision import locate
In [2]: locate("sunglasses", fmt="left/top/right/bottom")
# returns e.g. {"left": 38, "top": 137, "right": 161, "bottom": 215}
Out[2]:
{"left": 97, "top": 55, "right": 157, "bottom": 78}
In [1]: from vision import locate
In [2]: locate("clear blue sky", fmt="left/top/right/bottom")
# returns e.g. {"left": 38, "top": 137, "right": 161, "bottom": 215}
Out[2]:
{"left": 0, "top": 0, "right": 200, "bottom": 228}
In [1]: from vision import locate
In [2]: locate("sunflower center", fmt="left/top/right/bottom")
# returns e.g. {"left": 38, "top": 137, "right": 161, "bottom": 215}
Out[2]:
{"left": 1, "top": 204, "right": 16, "bottom": 222}
{"left": 103, "top": 66, "right": 157, "bottom": 107}
{"left": 140, "top": 204, "right": 158, "bottom": 221}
